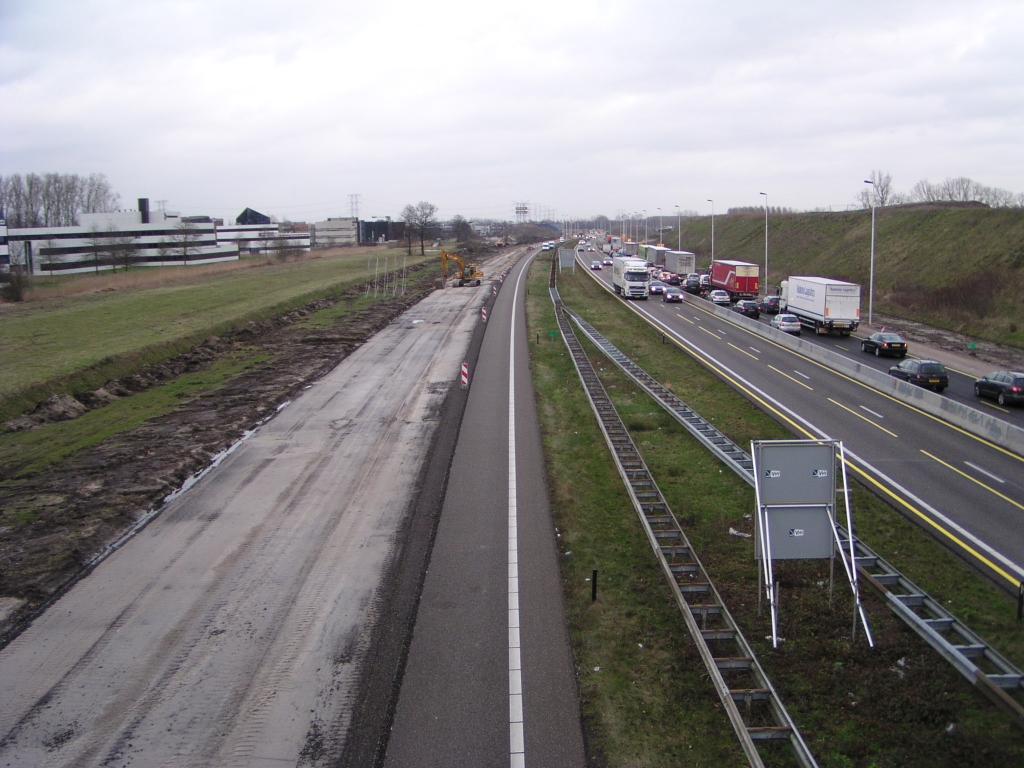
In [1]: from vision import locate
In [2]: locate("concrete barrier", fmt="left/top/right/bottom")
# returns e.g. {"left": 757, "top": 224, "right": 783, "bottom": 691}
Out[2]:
{"left": 702, "top": 299, "right": 1024, "bottom": 457}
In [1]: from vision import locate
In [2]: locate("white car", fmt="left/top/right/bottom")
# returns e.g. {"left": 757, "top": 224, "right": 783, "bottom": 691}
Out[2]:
{"left": 709, "top": 289, "right": 731, "bottom": 305}
{"left": 770, "top": 313, "right": 802, "bottom": 334}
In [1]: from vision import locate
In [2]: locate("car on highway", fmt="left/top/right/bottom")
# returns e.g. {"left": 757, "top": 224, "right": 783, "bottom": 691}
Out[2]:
{"left": 861, "top": 332, "right": 908, "bottom": 358}
{"left": 973, "top": 371, "right": 1024, "bottom": 406}
{"left": 731, "top": 300, "right": 760, "bottom": 319}
{"left": 758, "top": 295, "right": 782, "bottom": 314}
{"left": 603, "top": 257, "right": 613, "bottom": 265}
{"left": 683, "top": 277, "right": 701, "bottom": 294}
{"left": 590, "top": 260, "right": 602, "bottom": 270}
{"left": 699, "top": 274, "right": 711, "bottom": 289}
{"left": 709, "top": 289, "right": 731, "bottom": 306}
{"left": 663, "top": 286, "right": 683, "bottom": 303}
{"left": 664, "top": 273, "right": 681, "bottom": 285}
{"left": 770, "top": 313, "right": 802, "bottom": 334}
{"left": 649, "top": 280, "right": 666, "bottom": 295}
{"left": 888, "top": 358, "right": 948, "bottom": 392}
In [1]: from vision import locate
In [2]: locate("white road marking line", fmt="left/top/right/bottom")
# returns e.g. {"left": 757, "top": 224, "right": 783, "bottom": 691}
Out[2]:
{"left": 859, "top": 405, "right": 884, "bottom": 419}
{"left": 508, "top": 260, "right": 530, "bottom": 768}
{"left": 749, "top": 346, "right": 762, "bottom": 354}
{"left": 792, "top": 370, "right": 811, "bottom": 380}
{"left": 965, "top": 461, "right": 1006, "bottom": 485}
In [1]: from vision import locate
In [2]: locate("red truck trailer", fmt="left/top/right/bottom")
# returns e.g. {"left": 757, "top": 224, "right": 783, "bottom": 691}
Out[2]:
{"left": 710, "top": 260, "right": 759, "bottom": 299}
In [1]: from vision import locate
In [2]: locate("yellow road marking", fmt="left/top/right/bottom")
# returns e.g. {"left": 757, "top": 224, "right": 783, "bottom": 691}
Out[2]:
{"left": 977, "top": 399, "right": 1010, "bottom": 414}
{"left": 728, "top": 342, "right": 759, "bottom": 360}
{"left": 699, "top": 326, "right": 721, "bottom": 340}
{"left": 767, "top": 365, "right": 814, "bottom": 390}
{"left": 920, "top": 450, "right": 1024, "bottom": 513}
{"left": 844, "top": 459, "right": 1020, "bottom": 588}
{"left": 676, "top": 313, "right": 694, "bottom": 325}
{"left": 827, "top": 398, "right": 898, "bottom": 438}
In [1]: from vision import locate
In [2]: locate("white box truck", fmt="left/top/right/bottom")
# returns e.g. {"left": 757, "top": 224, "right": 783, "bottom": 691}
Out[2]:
{"left": 665, "top": 250, "right": 695, "bottom": 276}
{"left": 612, "top": 256, "right": 650, "bottom": 299}
{"left": 780, "top": 276, "right": 861, "bottom": 335}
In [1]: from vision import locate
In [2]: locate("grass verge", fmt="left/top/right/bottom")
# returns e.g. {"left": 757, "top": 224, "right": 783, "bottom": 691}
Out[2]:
{"left": 0, "top": 249, "right": 434, "bottom": 422}
{"left": 527, "top": 253, "right": 1024, "bottom": 767}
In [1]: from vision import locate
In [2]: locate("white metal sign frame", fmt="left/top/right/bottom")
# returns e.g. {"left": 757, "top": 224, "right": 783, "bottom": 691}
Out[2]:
{"left": 752, "top": 439, "right": 873, "bottom": 650}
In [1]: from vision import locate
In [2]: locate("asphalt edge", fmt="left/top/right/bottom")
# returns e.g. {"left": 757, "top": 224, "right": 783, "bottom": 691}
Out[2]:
{"left": 335, "top": 265, "right": 509, "bottom": 768}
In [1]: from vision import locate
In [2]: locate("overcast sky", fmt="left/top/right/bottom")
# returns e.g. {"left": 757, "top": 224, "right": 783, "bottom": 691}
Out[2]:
{"left": 2, "top": 0, "right": 1022, "bottom": 224}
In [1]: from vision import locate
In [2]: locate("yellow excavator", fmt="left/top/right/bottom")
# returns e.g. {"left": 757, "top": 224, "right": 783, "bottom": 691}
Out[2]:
{"left": 440, "top": 248, "right": 484, "bottom": 287}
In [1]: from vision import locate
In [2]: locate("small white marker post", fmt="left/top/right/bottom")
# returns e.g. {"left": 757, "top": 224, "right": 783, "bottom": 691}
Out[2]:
{"left": 460, "top": 362, "right": 469, "bottom": 389}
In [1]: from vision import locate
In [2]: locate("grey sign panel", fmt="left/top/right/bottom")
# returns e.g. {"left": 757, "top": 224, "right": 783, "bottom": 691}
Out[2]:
{"left": 755, "top": 507, "right": 834, "bottom": 560}
{"left": 558, "top": 248, "right": 575, "bottom": 268}
{"left": 754, "top": 442, "right": 835, "bottom": 505}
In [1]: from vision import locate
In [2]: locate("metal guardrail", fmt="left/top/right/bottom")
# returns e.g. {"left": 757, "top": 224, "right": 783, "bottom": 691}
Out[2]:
{"left": 549, "top": 273, "right": 818, "bottom": 768}
{"left": 560, "top": 304, "right": 1024, "bottom": 729}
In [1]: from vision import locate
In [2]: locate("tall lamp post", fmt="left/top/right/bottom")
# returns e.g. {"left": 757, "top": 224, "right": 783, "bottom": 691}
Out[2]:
{"left": 707, "top": 199, "right": 715, "bottom": 263}
{"left": 759, "top": 192, "right": 768, "bottom": 295}
{"left": 657, "top": 207, "right": 662, "bottom": 245}
{"left": 675, "top": 204, "right": 681, "bottom": 250}
{"left": 865, "top": 179, "right": 876, "bottom": 327}
{"left": 643, "top": 210, "right": 648, "bottom": 244}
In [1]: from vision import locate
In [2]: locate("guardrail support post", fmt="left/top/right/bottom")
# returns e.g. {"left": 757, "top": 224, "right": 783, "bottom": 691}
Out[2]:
{"left": 592, "top": 569, "right": 598, "bottom": 602}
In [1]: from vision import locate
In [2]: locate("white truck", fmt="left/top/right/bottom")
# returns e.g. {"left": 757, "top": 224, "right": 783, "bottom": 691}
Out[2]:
{"left": 780, "top": 276, "right": 861, "bottom": 335}
{"left": 665, "top": 250, "right": 696, "bottom": 276}
{"left": 612, "top": 256, "right": 650, "bottom": 299}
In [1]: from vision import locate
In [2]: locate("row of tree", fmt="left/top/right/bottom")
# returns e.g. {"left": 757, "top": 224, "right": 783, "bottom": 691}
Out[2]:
{"left": 1, "top": 173, "right": 121, "bottom": 228}
{"left": 859, "top": 171, "right": 1024, "bottom": 209}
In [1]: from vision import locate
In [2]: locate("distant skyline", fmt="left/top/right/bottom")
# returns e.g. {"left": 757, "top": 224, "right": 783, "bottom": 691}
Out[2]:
{"left": 2, "top": 0, "right": 1022, "bottom": 224}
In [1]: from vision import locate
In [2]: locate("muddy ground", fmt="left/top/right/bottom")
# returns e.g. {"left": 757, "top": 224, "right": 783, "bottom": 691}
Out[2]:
{"left": 871, "top": 311, "right": 1024, "bottom": 371}
{"left": 0, "top": 261, "right": 456, "bottom": 646}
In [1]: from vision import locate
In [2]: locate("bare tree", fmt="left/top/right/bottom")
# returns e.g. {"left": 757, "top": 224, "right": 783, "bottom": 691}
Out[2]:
{"left": 858, "top": 170, "right": 895, "bottom": 208}
{"left": 108, "top": 231, "right": 138, "bottom": 272}
{"left": 450, "top": 215, "right": 474, "bottom": 244}
{"left": 401, "top": 204, "right": 416, "bottom": 256}
{"left": 412, "top": 201, "right": 438, "bottom": 255}
{"left": 171, "top": 222, "right": 202, "bottom": 266}
{"left": 87, "top": 226, "right": 114, "bottom": 274}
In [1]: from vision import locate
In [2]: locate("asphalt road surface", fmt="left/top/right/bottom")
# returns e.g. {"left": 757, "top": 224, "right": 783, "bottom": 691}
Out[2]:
{"left": 0, "top": 283, "right": 487, "bottom": 767}
{"left": 587, "top": 265, "right": 1024, "bottom": 590}
{"left": 386, "top": 254, "right": 586, "bottom": 768}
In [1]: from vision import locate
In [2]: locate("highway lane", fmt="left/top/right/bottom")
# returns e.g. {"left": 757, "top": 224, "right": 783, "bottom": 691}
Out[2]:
{"left": 744, "top": 310, "right": 1024, "bottom": 428}
{"left": 0, "top": 284, "right": 486, "bottom": 767}
{"left": 586, "top": 265, "right": 1024, "bottom": 590}
{"left": 386, "top": 253, "right": 585, "bottom": 767}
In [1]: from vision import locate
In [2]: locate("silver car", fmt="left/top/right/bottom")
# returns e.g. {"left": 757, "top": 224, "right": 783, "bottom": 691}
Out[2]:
{"left": 770, "top": 313, "right": 802, "bottom": 334}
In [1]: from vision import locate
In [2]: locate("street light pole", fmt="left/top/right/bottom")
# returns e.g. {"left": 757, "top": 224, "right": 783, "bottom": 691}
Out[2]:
{"left": 707, "top": 199, "right": 714, "bottom": 264}
{"left": 759, "top": 192, "right": 768, "bottom": 295}
{"left": 657, "top": 207, "right": 662, "bottom": 245}
{"left": 675, "top": 205, "right": 681, "bottom": 250}
{"left": 644, "top": 210, "right": 648, "bottom": 244}
{"left": 865, "top": 179, "right": 876, "bottom": 327}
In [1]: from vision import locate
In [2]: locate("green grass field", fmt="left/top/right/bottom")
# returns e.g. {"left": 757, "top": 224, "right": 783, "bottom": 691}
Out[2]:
{"left": 0, "top": 249, "right": 432, "bottom": 421}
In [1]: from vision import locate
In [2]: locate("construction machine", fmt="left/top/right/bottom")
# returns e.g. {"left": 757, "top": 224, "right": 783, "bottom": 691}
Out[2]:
{"left": 440, "top": 248, "right": 484, "bottom": 287}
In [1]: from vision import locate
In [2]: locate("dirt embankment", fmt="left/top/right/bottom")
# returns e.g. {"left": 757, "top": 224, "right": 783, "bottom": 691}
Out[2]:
{"left": 0, "top": 263, "right": 448, "bottom": 646}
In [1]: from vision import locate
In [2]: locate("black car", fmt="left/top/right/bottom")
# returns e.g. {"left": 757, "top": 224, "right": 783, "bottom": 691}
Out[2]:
{"left": 649, "top": 280, "right": 666, "bottom": 295}
{"left": 683, "top": 277, "right": 701, "bottom": 294}
{"left": 663, "top": 286, "right": 683, "bottom": 303}
{"left": 974, "top": 371, "right": 1024, "bottom": 406}
{"left": 888, "top": 359, "right": 948, "bottom": 392}
{"left": 758, "top": 296, "right": 782, "bottom": 314}
{"left": 861, "top": 332, "right": 908, "bottom": 358}
{"left": 731, "top": 300, "right": 760, "bottom": 319}
{"left": 664, "top": 274, "right": 681, "bottom": 286}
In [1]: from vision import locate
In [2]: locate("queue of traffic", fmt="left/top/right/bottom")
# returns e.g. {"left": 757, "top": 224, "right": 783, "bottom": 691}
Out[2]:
{"left": 581, "top": 234, "right": 1021, "bottom": 405}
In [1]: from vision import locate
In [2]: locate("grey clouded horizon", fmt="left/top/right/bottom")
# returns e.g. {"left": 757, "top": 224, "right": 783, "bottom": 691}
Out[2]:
{"left": 2, "top": 0, "right": 1022, "bottom": 224}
